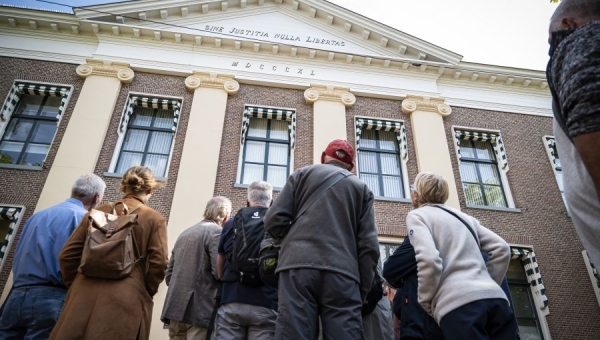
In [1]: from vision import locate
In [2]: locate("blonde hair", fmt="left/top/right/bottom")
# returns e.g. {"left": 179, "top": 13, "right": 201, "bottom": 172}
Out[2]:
{"left": 120, "top": 166, "right": 164, "bottom": 194}
{"left": 204, "top": 196, "right": 232, "bottom": 224}
{"left": 413, "top": 172, "right": 449, "bottom": 205}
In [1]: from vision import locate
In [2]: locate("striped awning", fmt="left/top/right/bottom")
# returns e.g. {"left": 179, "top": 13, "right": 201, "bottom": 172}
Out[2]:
{"left": 455, "top": 130, "right": 509, "bottom": 172}
{"left": 544, "top": 136, "right": 560, "bottom": 171}
{"left": 511, "top": 247, "right": 549, "bottom": 315}
{"left": 0, "top": 207, "right": 22, "bottom": 265}
{"left": 240, "top": 106, "right": 296, "bottom": 148}
{"left": 355, "top": 119, "right": 408, "bottom": 161}
{"left": 1, "top": 83, "right": 71, "bottom": 123}
{"left": 119, "top": 96, "right": 182, "bottom": 133}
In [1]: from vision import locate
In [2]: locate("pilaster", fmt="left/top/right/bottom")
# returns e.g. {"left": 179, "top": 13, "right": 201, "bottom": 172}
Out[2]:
{"left": 401, "top": 95, "right": 460, "bottom": 209}
{"left": 304, "top": 84, "right": 356, "bottom": 164}
{"left": 35, "top": 59, "right": 134, "bottom": 212}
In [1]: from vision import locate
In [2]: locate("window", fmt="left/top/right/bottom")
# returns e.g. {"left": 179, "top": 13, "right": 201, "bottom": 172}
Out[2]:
{"left": 582, "top": 250, "right": 600, "bottom": 307}
{"left": 508, "top": 248, "right": 550, "bottom": 340}
{"left": 0, "top": 83, "right": 71, "bottom": 167}
{"left": 238, "top": 106, "right": 295, "bottom": 188}
{"left": 379, "top": 242, "right": 401, "bottom": 267}
{"left": 110, "top": 96, "right": 181, "bottom": 178}
{"left": 543, "top": 136, "right": 567, "bottom": 210}
{"left": 356, "top": 119, "right": 408, "bottom": 199}
{"left": 0, "top": 206, "right": 24, "bottom": 270}
{"left": 454, "top": 129, "right": 513, "bottom": 208}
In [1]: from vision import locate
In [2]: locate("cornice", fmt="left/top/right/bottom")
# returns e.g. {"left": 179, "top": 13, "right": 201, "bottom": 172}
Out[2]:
{"left": 185, "top": 71, "right": 240, "bottom": 94}
{"left": 401, "top": 95, "right": 452, "bottom": 117}
{"left": 304, "top": 84, "right": 356, "bottom": 107}
{"left": 76, "top": 59, "right": 135, "bottom": 83}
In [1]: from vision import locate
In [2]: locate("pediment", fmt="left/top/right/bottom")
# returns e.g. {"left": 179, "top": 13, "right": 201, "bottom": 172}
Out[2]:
{"left": 74, "top": 0, "right": 463, "bottom": 65}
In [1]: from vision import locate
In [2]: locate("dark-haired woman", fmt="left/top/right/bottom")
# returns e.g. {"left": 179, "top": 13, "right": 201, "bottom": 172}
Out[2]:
{"left": 50, "top": 166, "right": 169, "bottom": 340}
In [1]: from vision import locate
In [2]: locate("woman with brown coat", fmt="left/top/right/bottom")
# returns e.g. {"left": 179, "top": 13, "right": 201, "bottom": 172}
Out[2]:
{"left": 50, "top": 166, "right": 169, "bottom": 340}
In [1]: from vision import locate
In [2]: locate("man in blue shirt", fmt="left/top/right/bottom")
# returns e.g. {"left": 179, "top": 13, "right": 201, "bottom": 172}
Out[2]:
{"left": 0, "top": 173, "right": 106, "bottom": 340}
{"left": 216, "top": 181, "right": 278, "bottom": 340}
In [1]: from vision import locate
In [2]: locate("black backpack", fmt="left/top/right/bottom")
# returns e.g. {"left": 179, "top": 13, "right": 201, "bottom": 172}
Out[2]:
{"left": 225, "top": 207, "right": 268, "bottom": 285}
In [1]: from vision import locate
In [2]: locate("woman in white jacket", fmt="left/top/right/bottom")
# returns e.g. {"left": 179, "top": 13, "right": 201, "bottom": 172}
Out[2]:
{"left": 406, "top": 172, "right": 518, "bottom": 340}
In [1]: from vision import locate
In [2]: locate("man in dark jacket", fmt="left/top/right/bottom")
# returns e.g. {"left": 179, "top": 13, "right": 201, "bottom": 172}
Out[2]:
{"left": 547, "top": 0, "right": 600, "bottom": 269}
{"left": 264, "top": 139, "right": 380, "bottom": 340}
{"left": 383, "top": 238, "right": 444, "bottom": 340}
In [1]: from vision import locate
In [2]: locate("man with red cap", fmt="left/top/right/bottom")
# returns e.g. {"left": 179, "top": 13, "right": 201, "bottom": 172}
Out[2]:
{"left": 264, "top": 139, "right": 379, "bottom": 340}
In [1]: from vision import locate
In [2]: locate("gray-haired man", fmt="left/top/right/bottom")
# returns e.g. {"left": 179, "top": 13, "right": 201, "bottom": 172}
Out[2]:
{"left": 216, "top": 181, "right": 278, "bottom": 340}
{"left": 0, "top": 173, "right": 106, "bottom": 340}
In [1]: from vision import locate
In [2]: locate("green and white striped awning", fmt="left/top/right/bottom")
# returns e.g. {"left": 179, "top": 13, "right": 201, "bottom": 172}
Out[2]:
{"left": 240, "top": 106, "right": 296, "bottom": 148}
{"left": 511, "top": 247, "right": 549, "bottom": 315}
{"left": 1, "top": 83, "right": 71, "bottom": 124}
{"left": 355, "top": 119, "right": 408, "bottom": 161}
{"left": 0, "top": 207, "right": 22, "bottom": 265}
{"left": 544, "top": 136, "right": 560, "bottom": 171}
{"left": 120, "top": 96, "right": 182, "bottom": 133}
{"left": 455, "top": 130, "right": 509, "bottom": 172}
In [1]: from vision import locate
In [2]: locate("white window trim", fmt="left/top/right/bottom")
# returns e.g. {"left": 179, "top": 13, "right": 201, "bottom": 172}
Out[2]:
{"left": 582, "top": 250, "right": 600, "bottom": 308}
{"left": 452, "top": 125, "right": 516, "bottom": 209}
{"left": 542, "top": 135, "right": 569, "bottom": 213}
{"left": 0, "top": 80, "right": 74, "bottom": 166}
{"left": 509, "top": 244, "right": 552, "bottom": 340}
{"left": 107, "top": 92, "right": 183, "bottom": 179}
{"left": 355, "top": 116, "right": 410, "bottom": 200}
{"left": 235, "top": 104, "right": 296, "bottom": 189}
{"left": 0, "top": 204, "right": 25, "bottom": 271}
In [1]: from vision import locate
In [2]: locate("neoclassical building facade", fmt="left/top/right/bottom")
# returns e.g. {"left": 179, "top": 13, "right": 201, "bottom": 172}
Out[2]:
{"left": 0, "top": 0, "right": 598, "bottom": 339}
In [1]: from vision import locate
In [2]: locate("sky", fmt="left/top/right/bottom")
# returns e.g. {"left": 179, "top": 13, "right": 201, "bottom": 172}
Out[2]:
{"left": 1, "top": 0, "right": 559, "bottom": 71}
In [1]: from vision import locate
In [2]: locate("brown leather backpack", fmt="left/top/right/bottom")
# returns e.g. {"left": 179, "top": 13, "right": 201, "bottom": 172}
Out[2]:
{"left": 78, "top": 202, "right": 145, "bottom": 279}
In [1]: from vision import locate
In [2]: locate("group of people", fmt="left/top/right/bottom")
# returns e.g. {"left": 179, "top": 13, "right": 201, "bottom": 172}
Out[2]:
{"left": 1, "top": 0, "right": 600, "bottom": 338}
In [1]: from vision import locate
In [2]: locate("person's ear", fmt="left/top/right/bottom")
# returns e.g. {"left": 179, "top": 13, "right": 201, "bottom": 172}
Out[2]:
{"left": 561, "top": 17, "right": 578, "bottom": 30}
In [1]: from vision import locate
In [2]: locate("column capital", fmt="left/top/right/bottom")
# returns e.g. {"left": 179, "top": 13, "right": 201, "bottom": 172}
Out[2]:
{"left": 401, "top": 95, "right": 452, "bottom": 117}
{"left": 304, "top": 84, "right": 356, "bottom": 108}
{"left": 185, "top": 71, "right": 239, "bottom": 95}
{"left": 75, "top": 59, "right": 134, "bottom": 84}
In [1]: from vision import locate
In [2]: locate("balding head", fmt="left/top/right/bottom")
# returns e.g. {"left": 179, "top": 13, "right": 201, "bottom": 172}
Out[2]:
{"left": 550, "top": 0, "right": 600, "bottom": 34}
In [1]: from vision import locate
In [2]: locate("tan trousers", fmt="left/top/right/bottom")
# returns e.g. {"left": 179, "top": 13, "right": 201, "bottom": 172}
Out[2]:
{"left": 169, "top": 320, "right": 212, "bottom": 340}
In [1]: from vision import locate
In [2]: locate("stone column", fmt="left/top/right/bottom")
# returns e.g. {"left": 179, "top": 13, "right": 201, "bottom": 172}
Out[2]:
{"left": 401, "top": 95, "right": 460, "bottom": 209}
{"left": 149, "top": 72, "right": 238, "bottom": 339}
{"left": 168, "top": 72, "right": 239, "bottom": 243}
{"left": 304, "top": 84, "right": 356, "bottom": 164}
{"left": 35, "top": 59, "right": 134, "bottom": 212}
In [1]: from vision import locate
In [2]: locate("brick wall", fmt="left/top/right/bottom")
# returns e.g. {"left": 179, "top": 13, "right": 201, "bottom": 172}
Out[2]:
{"left": 214, "top": 84, "right": 312, "bottom": 215}
{"left": 445, "top": 106, "right": 600, "bottom": 339}
{"left": 93, "top": 71, "right": 193, "bottom": 220}
{"left": 0, "top": 57, "right": 84, "bottom": 292}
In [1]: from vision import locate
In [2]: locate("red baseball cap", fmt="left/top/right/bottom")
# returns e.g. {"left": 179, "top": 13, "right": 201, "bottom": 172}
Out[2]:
{"left": 322, "top": 139, "right": 355, "bottom": 169}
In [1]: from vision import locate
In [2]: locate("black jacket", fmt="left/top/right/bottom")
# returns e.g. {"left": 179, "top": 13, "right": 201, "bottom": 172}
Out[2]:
{"left": 383, "top": 237, "right": 444, "bottom": 340}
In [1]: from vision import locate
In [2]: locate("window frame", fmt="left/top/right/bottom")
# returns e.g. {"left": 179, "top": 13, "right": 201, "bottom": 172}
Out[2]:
{"left": 107, "top": 93, "right": 182, "bottom": 179}
{"left": 355, "top": 116, "right": 410, "bottom": 201}
{"left": 0, "top": 81, "right": 73, "bottom": 169}
{"left": 235, "top": 105, "right": 296, "bottom": 190}
{"left": 582, "top": 250, "right": 600, "bottom": 308}
{"left": 452, "top": 126, "right": 516, "bottom": 209}
{"left": 0, "top": 205, "right": 25, "bottom": 271}
{"left": 508, "top": 246, "right": 552, "bottom": 340}
{"left": 543, "top": 135, "right": 568, "bottom": 213}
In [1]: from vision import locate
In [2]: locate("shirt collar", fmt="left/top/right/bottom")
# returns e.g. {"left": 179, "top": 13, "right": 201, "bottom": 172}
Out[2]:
{"left": 66, "top": 197, "right": 85, "bottom": 208}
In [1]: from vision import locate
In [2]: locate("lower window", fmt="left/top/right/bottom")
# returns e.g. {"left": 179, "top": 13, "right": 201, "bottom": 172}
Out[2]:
{"left": 507, "top": 259, "right": 544, "bottom": 339}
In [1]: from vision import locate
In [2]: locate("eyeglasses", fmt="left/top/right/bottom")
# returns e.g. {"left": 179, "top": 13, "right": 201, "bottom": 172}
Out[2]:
{"left": 410, "top": 185, "right": 415, "bottom": 192}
